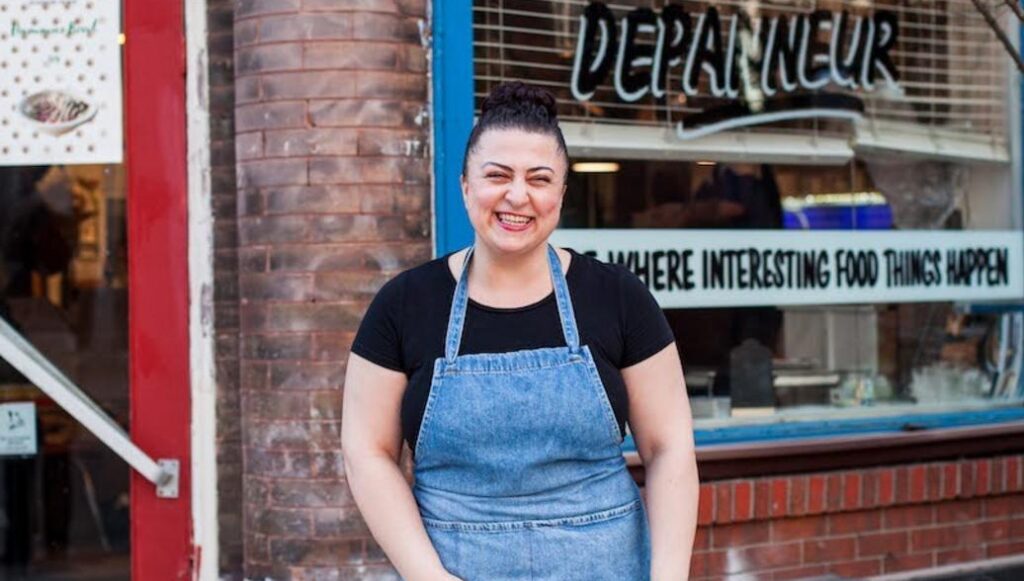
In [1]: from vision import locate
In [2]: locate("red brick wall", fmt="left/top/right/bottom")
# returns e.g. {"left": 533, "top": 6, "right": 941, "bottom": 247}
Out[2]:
{"left": 690, "top": 454, "right": 1024, "bottom": 579}
{"left": 232, "top": 0, "right": 431, "bottom": 577}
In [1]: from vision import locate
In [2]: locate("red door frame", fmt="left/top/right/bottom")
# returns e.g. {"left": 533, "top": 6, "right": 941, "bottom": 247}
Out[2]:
{"left": 124, "top": 0, "right": 193, "bottom": 578}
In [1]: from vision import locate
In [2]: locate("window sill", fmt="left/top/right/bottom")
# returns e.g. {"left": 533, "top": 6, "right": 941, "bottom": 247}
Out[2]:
{"left": 625, "top": 413, "right": 1024, "bottom": 481}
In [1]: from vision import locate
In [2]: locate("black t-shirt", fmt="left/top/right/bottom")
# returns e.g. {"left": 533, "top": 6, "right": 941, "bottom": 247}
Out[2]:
{"left": 351, "top": 248, "right": 676, "bottom": 452}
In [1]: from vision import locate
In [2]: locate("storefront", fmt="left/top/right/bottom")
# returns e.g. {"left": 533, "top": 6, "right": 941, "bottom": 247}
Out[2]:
{"left": 433, "top": 0, "right": 1024, "bottom": 577}
{"left": 5, "top": 0, "right": 1021, "bottom": 579}
{"left": 0, "top": 0, "right": 195, "bottom": 579}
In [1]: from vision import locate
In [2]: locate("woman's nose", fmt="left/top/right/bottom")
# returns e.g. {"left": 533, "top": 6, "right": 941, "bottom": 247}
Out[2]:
{"left": 505, "top": 177, "right": 529, "bottom": 205}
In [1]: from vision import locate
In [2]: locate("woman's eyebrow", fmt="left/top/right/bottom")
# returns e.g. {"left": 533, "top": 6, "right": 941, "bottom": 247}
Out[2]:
{"left": 481, "top": 161, "right": 513, "bottom": 172}
{"left": 480, "top": 162, "right": 554, "bottom": 173}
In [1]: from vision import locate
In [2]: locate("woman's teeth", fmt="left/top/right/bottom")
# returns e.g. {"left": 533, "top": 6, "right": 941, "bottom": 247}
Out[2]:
{"left": 497, "top": 213, "right": 532, "bottom": 225}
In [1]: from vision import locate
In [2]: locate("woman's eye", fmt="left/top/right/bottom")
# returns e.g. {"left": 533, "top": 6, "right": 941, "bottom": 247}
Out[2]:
{"left": 486, "top": 173, "right": 506, "bottom": 179}
{"left": 531, "top": 176, "right": 552, "bottom": 184}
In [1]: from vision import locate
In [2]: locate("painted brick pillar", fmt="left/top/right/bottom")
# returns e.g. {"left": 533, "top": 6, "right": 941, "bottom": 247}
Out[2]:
{"left": 233, "top": 0, "right": 431, "bottom": 577}
{"left": 209, "top": 0, "right": 244, "bottom": 575}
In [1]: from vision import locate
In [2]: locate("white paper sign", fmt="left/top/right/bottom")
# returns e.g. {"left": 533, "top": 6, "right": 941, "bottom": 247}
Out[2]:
{"left": 0, "top": 402, "right": 37, "bottom": 456}
{"left": 0, "top": 0, "right": 124, "bottom": 165}
{"left": 551, "top": 229, "right": 1024, "bottom": 308}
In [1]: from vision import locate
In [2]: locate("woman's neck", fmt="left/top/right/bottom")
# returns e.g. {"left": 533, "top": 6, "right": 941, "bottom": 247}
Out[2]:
{"left": 467, "top": 242, "right": 553, "bottom": 308}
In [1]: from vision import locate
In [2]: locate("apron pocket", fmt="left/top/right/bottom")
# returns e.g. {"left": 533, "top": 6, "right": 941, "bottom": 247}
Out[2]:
{"left": 424, "top": 525, "right": 532, "bottom": 581}
{"left": 529, "top": 501, "right": 651, "bottom": 581}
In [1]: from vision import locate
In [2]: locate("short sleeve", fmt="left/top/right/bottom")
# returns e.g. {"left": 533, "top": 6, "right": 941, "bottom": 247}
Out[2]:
{"left": 617, "top": 267, "right": 675, "bottom": 368}
{"left": 351, "top": 272, "right": 406, "bottom": 373}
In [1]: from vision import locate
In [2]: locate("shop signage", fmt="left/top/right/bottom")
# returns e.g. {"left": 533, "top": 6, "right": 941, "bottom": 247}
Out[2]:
{"left": 0, "top": 0, "right": 123, "bottom": 165}
{"left": 550, "top": 230, "right": 1024, "bottom": 309}
{"left": 570, "top": 2, "right": 900, "bottom": 140}
{"left": 0, "top": 402, "right": 37, "bottom": 456}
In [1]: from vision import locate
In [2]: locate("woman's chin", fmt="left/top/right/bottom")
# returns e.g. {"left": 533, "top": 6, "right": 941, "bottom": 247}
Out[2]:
{"left": 481, "top": 230, "right": 542, "bottom": 255}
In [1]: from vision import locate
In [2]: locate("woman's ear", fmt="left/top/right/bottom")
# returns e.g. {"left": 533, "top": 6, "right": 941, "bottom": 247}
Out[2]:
{"left": 460, "top": 174, "right": 468, "bottom": 204}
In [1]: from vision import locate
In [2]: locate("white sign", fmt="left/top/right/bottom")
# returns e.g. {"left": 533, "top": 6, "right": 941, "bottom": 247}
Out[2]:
{"left": 0, "top": 402, "right": 37, "bottom": 456}
{"left": 0, "top": 0, "right": 124, "bottom": 165}
{"left": 551, "top": 229, "right": 1024, "bottom": 308}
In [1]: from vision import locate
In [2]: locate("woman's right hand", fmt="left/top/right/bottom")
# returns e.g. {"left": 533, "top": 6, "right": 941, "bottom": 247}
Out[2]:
{"left": 414, "top": 570, "right": 461, "bottom": 581}
{"left": 342, "top": 354, "right": 464, "bottom": 581}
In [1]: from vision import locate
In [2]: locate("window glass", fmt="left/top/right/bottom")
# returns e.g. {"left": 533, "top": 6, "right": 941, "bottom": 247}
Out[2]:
{"left": 560, "top": 159, "right": 1023, "bottom": 424}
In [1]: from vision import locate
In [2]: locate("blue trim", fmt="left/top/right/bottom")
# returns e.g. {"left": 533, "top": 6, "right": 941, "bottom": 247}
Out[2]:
{"left": 621, "top": 407, "right": 1024, "bottom": 452}
{"left": 431, "top": 0, "right": 476, "bottom": 256}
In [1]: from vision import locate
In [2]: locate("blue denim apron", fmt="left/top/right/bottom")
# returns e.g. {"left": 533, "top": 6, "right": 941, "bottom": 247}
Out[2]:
{"left": 412, "top": 245, "right": 651, "bottom": 580}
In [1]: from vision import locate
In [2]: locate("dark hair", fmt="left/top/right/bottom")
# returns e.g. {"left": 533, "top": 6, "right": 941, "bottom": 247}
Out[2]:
{"left": 462, "top": 81, "right": 569, "bottom": 178}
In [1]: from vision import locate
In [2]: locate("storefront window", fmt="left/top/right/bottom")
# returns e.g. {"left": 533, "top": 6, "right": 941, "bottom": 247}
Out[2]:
{"left": 461, "top": 0, "right": 1023, "bottom": 431}
{"left": 0, "top": 164, "right": 130, "bottom": 578}
{"left": 0, "top": 0, "right": 132, "bottom": 571}
{"left": 555, "top": 158, "right": 1022, "bottom": 425}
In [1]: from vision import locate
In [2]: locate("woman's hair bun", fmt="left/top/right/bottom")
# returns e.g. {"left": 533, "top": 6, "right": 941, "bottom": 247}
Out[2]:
{"left": 462, "top": 81, "right": 569, "bottom": 176}
{"left": 479, "top": 81, "right": 559, "bottom": 125}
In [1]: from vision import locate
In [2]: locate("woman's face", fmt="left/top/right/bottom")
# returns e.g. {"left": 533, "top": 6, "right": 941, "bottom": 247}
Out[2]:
{"left": 461, "top": 127, "right": 567, "bottom": 257}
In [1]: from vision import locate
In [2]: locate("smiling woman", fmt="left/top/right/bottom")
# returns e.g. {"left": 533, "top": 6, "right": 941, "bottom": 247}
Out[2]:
{"left": 342, "top": 81, "right": 699, "bottom": 580}
{"left": 461, "top": 129, "right": 566, "bottom": 256}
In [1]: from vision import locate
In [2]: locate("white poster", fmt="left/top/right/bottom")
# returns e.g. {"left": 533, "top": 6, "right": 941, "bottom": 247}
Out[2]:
{"left": 551, "top": 229, "right": 1024, "bottom": 308}
{"left": 0, "top": 0, "right": 124, "bottom": 165}
{"left": 0, "top": 402, "right": 37, "bottom": 456}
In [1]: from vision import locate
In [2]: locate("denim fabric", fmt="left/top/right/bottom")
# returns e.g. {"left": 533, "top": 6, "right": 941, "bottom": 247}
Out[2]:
{"left": 413, "top": 245, "right": 651, "bottom": 580}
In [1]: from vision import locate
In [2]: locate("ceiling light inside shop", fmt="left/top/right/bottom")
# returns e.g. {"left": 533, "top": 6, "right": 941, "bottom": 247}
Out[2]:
{"left": 697, "top": 160, "right": 717, "bottom": 166}
{"left": 782, "top": 191, "right": 888, "bottom": 211}
{"left": 572, "top": 162, "right": 620, "bottom": 173}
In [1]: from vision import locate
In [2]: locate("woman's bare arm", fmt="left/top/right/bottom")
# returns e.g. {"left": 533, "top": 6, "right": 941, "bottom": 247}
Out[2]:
{"left": 341, "top": 353, "right": 458, "bottom": 581}
{"left": 622, "top": 343, "right": 699, "bottom": 581}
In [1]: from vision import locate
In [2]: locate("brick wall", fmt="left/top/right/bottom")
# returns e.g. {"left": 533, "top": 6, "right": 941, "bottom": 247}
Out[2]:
{"left": 689, "top": 454, "right": 1024, "bottom": 579}
{"left": 232, "top": 0, "right": 431, "bottom": 578}
{"left": 209, "top": 0, "right": 244, "bottom": 575}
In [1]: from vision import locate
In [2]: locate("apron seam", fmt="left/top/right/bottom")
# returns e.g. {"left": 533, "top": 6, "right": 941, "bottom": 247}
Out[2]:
{"left": 420, "top": 499, "right": 642, "bottom": 532}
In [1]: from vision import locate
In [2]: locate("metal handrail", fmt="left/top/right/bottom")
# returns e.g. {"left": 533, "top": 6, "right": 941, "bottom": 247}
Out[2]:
{"left": 0, "top": 317, "right": 178, "bottom": 498}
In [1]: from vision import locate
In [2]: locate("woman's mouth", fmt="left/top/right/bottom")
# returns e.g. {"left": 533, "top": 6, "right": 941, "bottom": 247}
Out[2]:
{"left": 495, "top": 212, "right": 534, "bottom": 231}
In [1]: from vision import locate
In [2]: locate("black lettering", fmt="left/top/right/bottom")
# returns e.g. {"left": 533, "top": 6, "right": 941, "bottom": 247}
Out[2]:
{"left": 994, "top": 248, "right": 1009, "bottom": 286}
{"left": 652, "top": 5, "right": 692, "bottom": 99}
{"left": 571, "top": 2, "right": 618, "bottom": 101}
{"left": 749, "top": 248, "right": 763, "bottom": 289}
{"left": 614, "top": 8, "right": 658, "bottom": 102}
{"left": 828, "top": 11, "right": 861, "bottom": 88}
{"left": 737, "top": 250, "right": 750, "bottom": 289}
{"left": 761, "top": 15, "right": 804, "bottom": 95}
{"left": 652, "top": 250, "right": 667, "bottom": 291}
{"left": 684, "top": 7, "right": 727, "bottom": 96}
{"left": 634, "top": 251, "right": 651, "bottom": 285}
{"left": 709, "top": 250, "right": 725, "bottom": 289}
{"left": 667, "top": 250, "right": 683, "bottom": 290}
{"left": 798, "top": 10, "right": 831, "bottom": 90}
{"left": 682, "top": 250, "right": 696, "bottom": 290}
{"left": 868, "top": 11, "right": 899, "bottom": 87}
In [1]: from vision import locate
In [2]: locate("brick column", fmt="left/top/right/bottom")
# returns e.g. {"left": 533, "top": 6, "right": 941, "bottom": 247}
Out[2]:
{"left": 233, "top": 0, "right": 431, "bottom": 577}
{"left": 209, "top": 0, "right": 244, "bottom": 575}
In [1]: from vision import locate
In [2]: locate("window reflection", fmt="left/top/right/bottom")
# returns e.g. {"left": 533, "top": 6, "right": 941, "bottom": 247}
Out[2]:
{"left": 0, "top": 165, "right": 129, "bottom": 579}
{"left": 562, "top": 159, "right": 1022, "bottom": 421}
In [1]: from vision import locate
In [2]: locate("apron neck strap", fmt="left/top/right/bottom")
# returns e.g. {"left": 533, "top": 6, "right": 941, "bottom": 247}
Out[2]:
{"left": 444, "top": 244, "right": 581, "bottom": 363}
{"left": 546, "top": 244, "right": 581, "bottom": 351}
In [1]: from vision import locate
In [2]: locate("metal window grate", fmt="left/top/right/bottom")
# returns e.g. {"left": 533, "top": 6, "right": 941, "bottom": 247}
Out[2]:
{"left": 473, "top": 0, "right": 1012, "bottom": 155}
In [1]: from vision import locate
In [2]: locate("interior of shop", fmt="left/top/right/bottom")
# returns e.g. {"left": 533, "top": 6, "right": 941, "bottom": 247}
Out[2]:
{"left": 0, "top": 165, "right": 130, "bottom": 579}
{"left": 561, "top": 158, "right": 1024, "bottom": 423}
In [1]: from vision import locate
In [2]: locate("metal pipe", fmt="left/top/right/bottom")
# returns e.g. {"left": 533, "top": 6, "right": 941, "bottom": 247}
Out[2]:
{"left": 0, "top": 318, "right": 172, "bottom": 488}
